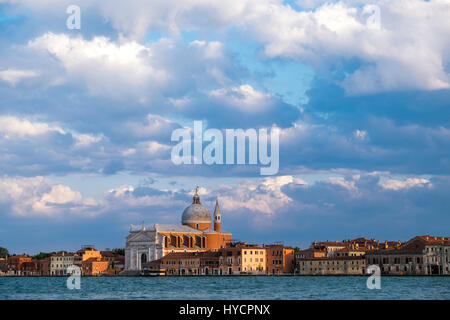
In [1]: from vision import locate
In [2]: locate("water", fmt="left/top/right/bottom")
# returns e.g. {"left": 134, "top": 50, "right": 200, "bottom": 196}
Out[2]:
{"left": 1, "top": 276, "right": 449, "bottom": 300}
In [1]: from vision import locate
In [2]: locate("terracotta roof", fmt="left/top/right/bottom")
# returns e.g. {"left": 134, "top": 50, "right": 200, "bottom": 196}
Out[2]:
{"left": 416, "top": 235, "right": 449, "bottom": 243}
{"left": 314, "top": 241, "right": 346, "bottom": 246}
{"left": 51, "top": 253, "right": 77, "bottom": 257}
{"left": 229, "top": 243, "right": 264, "bottom": 249}
{"left": 100, "top": 251, "right": 115, "bottom": 257}
{"left": 336, "top": 247, "right": 367, "bottom": 252}
{"left": 296, "top": 248, "right": 326, "bottom": 254}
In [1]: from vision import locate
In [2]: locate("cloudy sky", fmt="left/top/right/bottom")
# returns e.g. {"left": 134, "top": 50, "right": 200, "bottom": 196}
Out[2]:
{"left": 1, "top": 0, "right": 449, "bottom": 254}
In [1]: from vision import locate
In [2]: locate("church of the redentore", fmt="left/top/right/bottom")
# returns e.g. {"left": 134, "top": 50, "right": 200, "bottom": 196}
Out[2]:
{"left": 124, "top": 189, "right": 232, "bottom": 271}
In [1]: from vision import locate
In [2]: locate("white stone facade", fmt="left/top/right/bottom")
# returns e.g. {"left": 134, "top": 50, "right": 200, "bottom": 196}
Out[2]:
{"left": 125, "top": 227, "right": 165, "bottom": 271}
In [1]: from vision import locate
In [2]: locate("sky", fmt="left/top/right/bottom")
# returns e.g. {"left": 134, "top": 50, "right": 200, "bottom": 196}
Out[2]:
{"left": 0, "top": 0, "right": 449, "bottom": 254}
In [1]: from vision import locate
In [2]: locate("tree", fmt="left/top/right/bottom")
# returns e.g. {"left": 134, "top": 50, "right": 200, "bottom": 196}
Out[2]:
{"left": 0, "top": 247, "right": 9, "bottom": 259}
{"left": 112, "top": 248, "right": 125, "bottom": 256}
{"left": 33, "top": 252, "right": 53, "bottom": 260}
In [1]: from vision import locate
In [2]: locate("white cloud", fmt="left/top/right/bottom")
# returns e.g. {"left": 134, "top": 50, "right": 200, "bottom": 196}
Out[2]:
{"left": 73, "top": 133, "right": 103, "bottom": 148}
{"left": 380, "top": 178, "right": 432, "bottom": 191}
{"left": 0, "top": 176, "right": 97, "bottom": 216}
{"left": 246, "top": 0, "right": 450, "bottom": 94}
{"left": 326, "top": 177, "right": 358, "bottom": 192}
{"left": 0, "top": 116, "right": 65, "bottom": 138}
{"left": 9, "top": 0, "right": 450, "bottom": 94}
{"left": 122, "top": 148, "right": 137, "bottom": 157}
{"left": 214, "top": 175, "right": 306, "bottom": 215}
{"left": 354, "top": 129, "right": 368, "bottom": 140}
{"left": 143, "top": 141, "right": 171, "bottom": 156}
{"left": 208, "top": 85, "right": 274, "bottom": 113}
{"left": 104, "top": 184, "right": 184, "bottom": 210}
{"left": 28, "top": 32, "right": 170, "bottom": 99}
{"left": 123, "top": 114, "right": 178, "bottom": 140}
{"left": 0, "top": 68, "right": 38, "bottom": 86}
{"left": 25, "top": 32, "right": 234, "bottom": 101}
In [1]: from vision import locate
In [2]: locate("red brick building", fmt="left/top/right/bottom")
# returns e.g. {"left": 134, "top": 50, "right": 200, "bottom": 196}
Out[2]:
{"left": 264, "top": 244, "right": 295, "bottom": 275}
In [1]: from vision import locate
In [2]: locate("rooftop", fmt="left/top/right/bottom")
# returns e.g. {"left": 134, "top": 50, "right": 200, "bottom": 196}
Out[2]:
{"left": 298, "top": 256, "right": 365, "bottom": 261}
{"left": 129, "top": 223, "right": 231, "bottom": 234}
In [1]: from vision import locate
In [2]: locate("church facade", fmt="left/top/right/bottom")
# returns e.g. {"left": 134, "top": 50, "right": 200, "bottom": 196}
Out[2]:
{"left": 124, "top": 190, "right": 232, "bottom": 271}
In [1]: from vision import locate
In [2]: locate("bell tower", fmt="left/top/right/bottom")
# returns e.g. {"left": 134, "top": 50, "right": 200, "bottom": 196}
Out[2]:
{"left": 213, "top": 198, "right": 221, "bottom": 232}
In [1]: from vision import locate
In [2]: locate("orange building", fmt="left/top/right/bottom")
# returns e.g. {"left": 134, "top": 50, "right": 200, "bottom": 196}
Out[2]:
{"left": 264, "top": 244, "right": 295, "bottom": 275}
{"left": 82, "top": 257, "right": 109, "bottom": 276}
{"left": 76, "top": 246, "right": 102, "bottom": 261}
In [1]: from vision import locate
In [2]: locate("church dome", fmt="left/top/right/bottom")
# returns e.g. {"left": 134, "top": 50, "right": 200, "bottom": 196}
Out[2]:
{"left": 181, "top": 189, "right": 211, "bottom": 224}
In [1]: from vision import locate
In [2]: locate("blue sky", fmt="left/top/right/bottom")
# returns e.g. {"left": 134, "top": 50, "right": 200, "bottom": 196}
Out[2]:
{"left": 0, "top": 0, "right": 449, "bottom": 254}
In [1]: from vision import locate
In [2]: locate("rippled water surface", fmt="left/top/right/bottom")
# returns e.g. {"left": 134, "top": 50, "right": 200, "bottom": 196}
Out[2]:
{"left": 1, "top": 276, "right": 449, "bottom": 300}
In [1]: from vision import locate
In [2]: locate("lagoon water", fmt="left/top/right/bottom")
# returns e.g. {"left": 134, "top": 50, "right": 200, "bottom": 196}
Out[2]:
{"left": 1, "top": 276, "right": 449, "bottom": 300}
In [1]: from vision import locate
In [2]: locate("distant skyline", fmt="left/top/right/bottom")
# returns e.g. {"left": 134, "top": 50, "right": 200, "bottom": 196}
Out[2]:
{"left": 1, "top": 0, "right": 450, "bottom": 254}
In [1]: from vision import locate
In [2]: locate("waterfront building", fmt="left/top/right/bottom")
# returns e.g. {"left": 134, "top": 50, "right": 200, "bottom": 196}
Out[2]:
{"left": 50, "top": 252, "right": 77, "bottom": 276}
{"left": 21, "top": 260, "right": 40, "bottom": 276}
{"left": 297, "top": 256, "right": 366, "bottom": 275}
{"left": 144, "top": 242, "right": 266, "bottom": 275}
{"left": 145, "top": 251, "right": 221, "bottom": 275}
{"left": 263, "top": 244, "right": 294, "bottom": 275}
{"left": 366, "top": 235, "right": 449, "bottom": 275}
{"left": 7, "top": 254, "right": 31, "bottom": 275}
{"left": 308, "top": 237, "right": 402, "bottom": 257}
{"left": 113, "top": 255, "right": 125, "bottom": 273}
{"left": 241, "top": 245, "right": 266, "bottom": 274}
{"left": 81, "top": 257, "right": 109, "bottom": 276}
{"left": 101, "top": 251, "right": 125, "bottom": 274}
{"left": 125, "top": 189, "right": 232, "bottom": 271}
{"left": 334, "top": 247, "right": 366, "bottom": 257}
{"left": 100, "top": 250, "right": 116, "bottom": 264}
{"left": 295, "top": 247, "right": 326, "bottom": 259}
{"left": 39, "top": 258, "right": 51, "bottom": 276}
{"left": 76, "top": 246, "right": 102, "bottom": 261}
{"left": 219, "top": 242, "right": 266, "bottom": 275}
{"left": 311, "top": 241, "right": 347, "bottom": 257}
